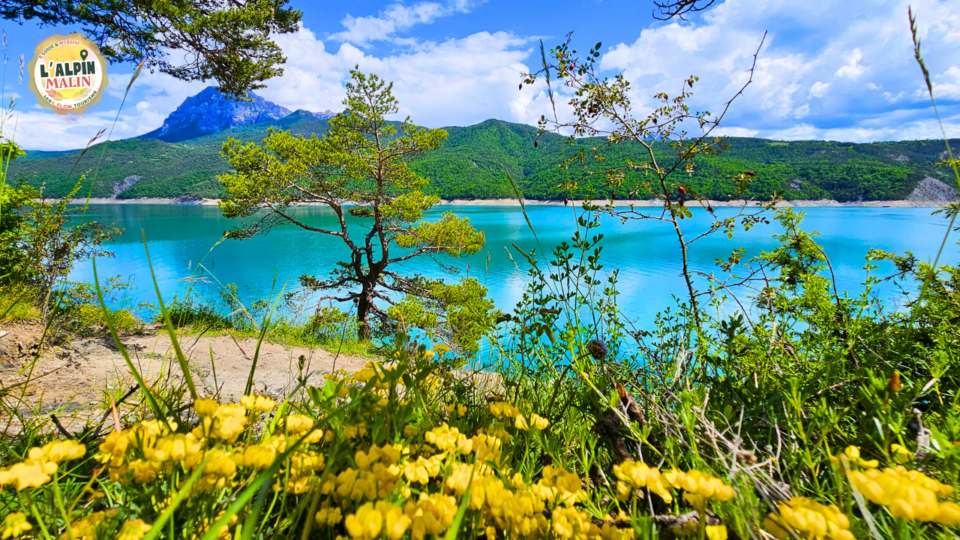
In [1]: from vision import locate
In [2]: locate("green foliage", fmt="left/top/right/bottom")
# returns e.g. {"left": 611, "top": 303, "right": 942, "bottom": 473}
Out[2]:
{"left": 0, "top": 180, "right": 120, "bottom": 314}
{"left": 8, "top": 119, "right": 954, "bottom": 203}
{"left": 219, "top": 69, "right": 491, "bottom": 348}
{"left": 389, "top": 277, "right": 499, "bottom": 357}
{"left": 0, "top": 0, "right": 301, "bottom": 97}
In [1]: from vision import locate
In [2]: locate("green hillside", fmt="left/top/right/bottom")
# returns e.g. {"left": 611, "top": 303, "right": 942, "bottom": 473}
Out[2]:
{"left": 8, "top": 116, "right": 956, "bottom": 202}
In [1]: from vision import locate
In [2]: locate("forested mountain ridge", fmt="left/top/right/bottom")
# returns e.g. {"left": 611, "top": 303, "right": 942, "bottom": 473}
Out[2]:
{"left": 10, "top": 115, "right": 958, "bottom": 203}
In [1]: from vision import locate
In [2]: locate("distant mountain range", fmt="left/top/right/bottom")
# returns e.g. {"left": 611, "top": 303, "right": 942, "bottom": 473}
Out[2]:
{"left": 9, "top": 87, "right": 960, "bottom": 204}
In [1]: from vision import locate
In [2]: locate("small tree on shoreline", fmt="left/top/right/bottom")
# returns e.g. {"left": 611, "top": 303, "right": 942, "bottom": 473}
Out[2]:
{"left": 219, "top": 69, "right": 491, "bottom": 346}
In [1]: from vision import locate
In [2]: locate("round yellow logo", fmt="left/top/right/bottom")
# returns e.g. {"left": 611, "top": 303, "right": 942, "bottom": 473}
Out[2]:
{"left": 27, "top": 33, "right": 109, "bottom": 115}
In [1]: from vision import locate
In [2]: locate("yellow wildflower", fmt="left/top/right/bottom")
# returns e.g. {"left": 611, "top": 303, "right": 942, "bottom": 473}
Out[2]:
{"left": 764, "top": 497, "right": 854, "bottom": 540}
{"left": 530, "top": 414, "right": 549, "bottom": 430}
{"left": 316, "top": 505, "right": 343, "bottom": 527}
{"left": 890, "top": 444, "right": 913, "bottom": 465}
{"left": 0, "top": 459, "right": 58, "bottom": 490}
{"left": 847, "top": 465, "right": 955, "bottom": 523}
{"left": 194, "top": 398, "right": 219, "bottom": 418}
{"left": 705, "top": 525, "right": 728, "bottom": 540}
{"left": 832, "top": 446, "right": 879, "bottom": 469}
{"left": 489, "top": 402, "right": 520, "bottom": 418}
{"left": 1, "top": 513, "right": 31, "bottom": 539}
{"left": 345, "top": 502, "right": 407, "bottom": 540}
{"left": 116, "top": 519, "right": 151, "bottom": 540}
{"left": 28, "top": 440, "right": 86, "bottom": 464}
{"left": 614, "top": 461, "right": 674, "bottom": 503}
{"left": 238, "top": 444, "right": 277, "bottom": 471}
{"left": 240, "top": 394, "right": 276, "bottom": 413}
{"left": 404, "top": 493, "right": 457, "bottom": 540}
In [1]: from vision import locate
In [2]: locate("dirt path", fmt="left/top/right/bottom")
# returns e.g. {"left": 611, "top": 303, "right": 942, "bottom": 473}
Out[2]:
{"left": 0, "top": 322, "right": 371, "bottom": 431}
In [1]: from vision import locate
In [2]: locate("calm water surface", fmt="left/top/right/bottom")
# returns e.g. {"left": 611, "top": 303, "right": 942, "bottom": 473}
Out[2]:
{"left": 68, "top": 205, "right": 957, "bottom": 327}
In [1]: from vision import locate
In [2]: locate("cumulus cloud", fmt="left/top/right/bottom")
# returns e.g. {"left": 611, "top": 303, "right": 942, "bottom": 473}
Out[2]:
{"left": 334, "top": 0, "right": 485, "bottom": 46}
{"left": 809, "top": 81, "right": 830, "bottom": 99}
{"left": 835, "top": 48, "right": 868, "bottom": 79}
{"left": 927, "top": 65, "right": 960, "bottom": 100}
{"left": 256, "top": 26, "right": 537, "bottom": 129}
{"left": 595, "top": 0, "right": 960, "bottom": 142}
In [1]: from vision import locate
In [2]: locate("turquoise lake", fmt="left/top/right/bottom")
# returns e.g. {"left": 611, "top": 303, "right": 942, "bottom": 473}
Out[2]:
{"left": 68, "top": 204, "right": 958, "bottom": 327}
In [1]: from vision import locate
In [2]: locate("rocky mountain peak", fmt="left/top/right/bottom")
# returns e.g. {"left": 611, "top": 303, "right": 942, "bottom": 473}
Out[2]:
{"left": 140, "top": 87, "right": 293, "bottom": 143}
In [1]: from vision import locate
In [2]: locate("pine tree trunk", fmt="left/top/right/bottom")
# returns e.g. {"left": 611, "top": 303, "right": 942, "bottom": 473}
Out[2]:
{"left": 356, "top": 286, "right": 373, "bottom": 341}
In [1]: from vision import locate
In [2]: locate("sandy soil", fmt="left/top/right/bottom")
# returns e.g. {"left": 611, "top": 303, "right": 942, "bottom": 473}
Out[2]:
{"left": 67, "top": 197, "right": 950, "bottom": 208}
{"left": 0, "top": 321, "right": 370, "bottom": 432}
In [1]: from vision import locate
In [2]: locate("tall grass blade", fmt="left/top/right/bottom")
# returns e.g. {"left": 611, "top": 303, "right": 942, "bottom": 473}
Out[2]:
{"left": 93, "top": 258, "right": 168, "bottom": 426}
{"left": 244, "top": 270, "right": 287, "bottom": 396}
{"left": 141, "top": 230, "right": 199, "bottom": 400}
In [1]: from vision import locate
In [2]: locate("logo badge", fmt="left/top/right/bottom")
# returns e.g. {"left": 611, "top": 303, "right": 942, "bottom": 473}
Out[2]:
{"left": 27, "top": 33, "right": 109, "bottom": 115}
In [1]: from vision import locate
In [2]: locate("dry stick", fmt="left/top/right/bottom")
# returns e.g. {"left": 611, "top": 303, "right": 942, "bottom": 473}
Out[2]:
{"left": 83, "top": 385, "right": 138, "bottom": 443}
{"left": 48, "top": 414, "right": 73, "bottom": 438}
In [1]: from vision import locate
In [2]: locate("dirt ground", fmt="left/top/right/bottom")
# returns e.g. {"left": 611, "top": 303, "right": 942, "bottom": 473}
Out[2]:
{"left": 0, "top": 321, "right": 372, "bottom": 432}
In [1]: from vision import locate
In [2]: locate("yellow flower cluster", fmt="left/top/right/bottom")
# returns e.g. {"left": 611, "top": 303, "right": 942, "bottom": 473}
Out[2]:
{"left": 830, "top": 446, "right": 878, "bottom": 469}
{"left": 763, "top": 497, "right": 855, "bottom": 540}
{"left": 344, "top": 500, "right": 411, "bottom": 540}
{"left": 890, "top": 444, "right": 913, "bottom": 464}
{"left": 301, "top": 411, "right": 634, "bottom": 540}
{"left": 94, "top": 393, "right": 328, "bottom": 494}
{"left": 614, "top": 461, "right": 674, "bottom": 503}
{"left": 445, "top": 403, "right": 468, "bottom": 417}
{"left": 115, "top": 519, "right": 152, "bottom": 540}
{"left": 530, "top": 465, "right": 585, "bottom": 506}
{"left": 425, "top": 424, "right": 473, "bottom": 455}
{"left": 515, "top": 413, "right": 550, "bottom": 431}
{"left": 489, "top": 401, "right": 520, "bottom": 418}
{"left": 1, "top": 513, "right": 31, "bottom": 539}
{"left": 847, "top": 466, "right": 959, "bottom": 524}
{"left": 0, "top": 439, "right": 85, "bottom": 491}
{"left": 2, "top": 357, "right": 830, "bottom": 540}
{"left": 60, "top": 509, "right": 119, "bottom": 540}
{"left": 613, "top": 461, "right": 734, "bottom": 508}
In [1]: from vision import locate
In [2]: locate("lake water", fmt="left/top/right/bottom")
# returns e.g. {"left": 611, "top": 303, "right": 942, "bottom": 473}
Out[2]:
{"left": 68, "top": 204, "right": 957, "bottom": 327}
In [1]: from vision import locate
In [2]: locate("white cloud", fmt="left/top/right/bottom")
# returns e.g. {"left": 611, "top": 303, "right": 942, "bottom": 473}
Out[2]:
{"left": 809, "top": 81, "right": 830, "bottom": 98}
{"left": 257, "top": 26, "right": 538, "bottom": 129}
{"left": 835, "top": 48, "right": 867, "bottom": 79}
{"left": 715, "top": 126, "right": 760, "bottom": 137}
{"left": 7, "top": 65, "right": 206, "bottom": 150}
{"left": 928, "top": 65, "right": 960, "bottom": 100}
{"left": 767, "top": 114, "right": 960, "bottom": 142}
{"left": 595, "top": 0, "right": 960, "bottom": 142}
{"left": 334, "top": 0, "right": 484, "bottom": 46}
{"left": 883, "top": 90, "right": 906, "bottom": 103}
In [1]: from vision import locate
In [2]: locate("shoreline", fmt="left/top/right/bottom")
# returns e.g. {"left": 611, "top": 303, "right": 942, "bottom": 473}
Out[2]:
{"left": 66, "top": 197, "right": 953, "bottom": 208}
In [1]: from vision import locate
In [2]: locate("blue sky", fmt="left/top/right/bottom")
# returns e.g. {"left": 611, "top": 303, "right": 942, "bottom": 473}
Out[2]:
{"left": 2, "top": 0, "right": 960, "bottom": 150}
